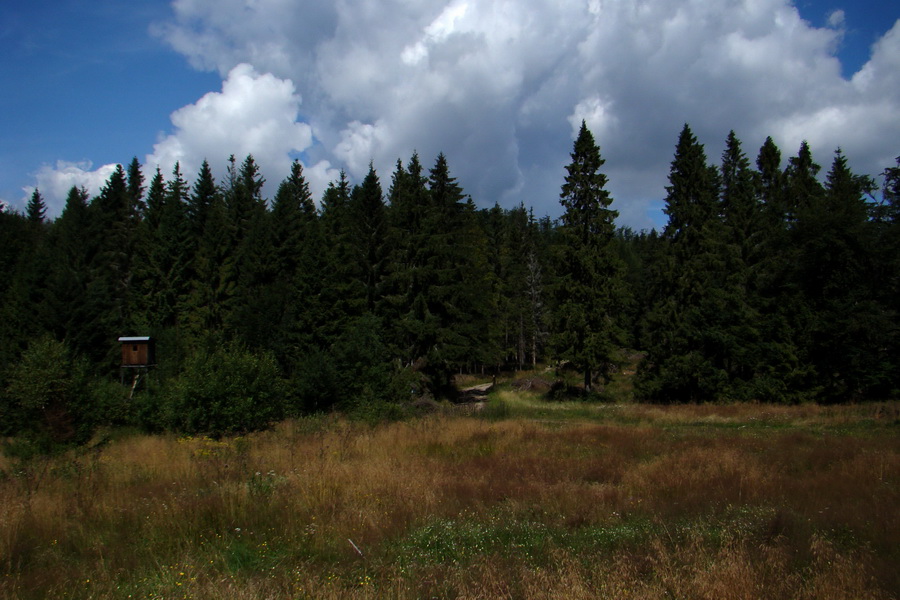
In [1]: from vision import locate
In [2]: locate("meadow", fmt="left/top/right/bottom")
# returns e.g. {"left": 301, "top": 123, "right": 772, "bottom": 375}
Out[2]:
{"left": 1, "top": 390, "right": 898, "bottom": 599}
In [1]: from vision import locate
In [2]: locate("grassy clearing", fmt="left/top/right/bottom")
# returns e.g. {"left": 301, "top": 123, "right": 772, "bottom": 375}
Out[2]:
{"left": 491, "top": 387, "right": 900, "bottom": 431}
{"left": 1, "top": 394, "right": 898, "bottom": 599}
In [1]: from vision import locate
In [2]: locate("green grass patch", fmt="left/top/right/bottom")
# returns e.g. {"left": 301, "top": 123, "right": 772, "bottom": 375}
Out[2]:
{"left": 391, "top": 508, "right": 657, "bottom": 568}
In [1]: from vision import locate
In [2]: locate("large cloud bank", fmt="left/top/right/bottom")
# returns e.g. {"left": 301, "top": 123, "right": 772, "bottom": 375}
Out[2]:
{"left": 42, "top": 0, "right": 900, "bottom": 228}
{"left": 146, "top": 63, "right": 338, "bottom": 199}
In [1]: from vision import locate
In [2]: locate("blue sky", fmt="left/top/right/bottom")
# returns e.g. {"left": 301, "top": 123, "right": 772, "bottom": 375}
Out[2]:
{"left": 795, "top": 0, "right": 898, "bottom": 75}
{"left": 1, "top": 0, "right": 898, "bottom": 229}
{"left": 0, "top": 1, "right": 218, "bottom": 201}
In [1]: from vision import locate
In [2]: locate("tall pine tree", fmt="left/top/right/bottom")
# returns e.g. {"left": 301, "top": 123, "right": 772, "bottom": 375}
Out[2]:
{"left": 26, "top": 189, "right": 47, "bottom": 225}
{"left": 348, "top": 163, "right": 389, "bottom": 314}
{"left": 638, "top": 124, "right": 726, "bottom": 402}
{"left": 555, "top": 121, "right": 624, "bottom": 393}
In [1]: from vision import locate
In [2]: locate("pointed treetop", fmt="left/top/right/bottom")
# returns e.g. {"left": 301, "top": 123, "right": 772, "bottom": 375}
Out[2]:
{"left": 94, "top": 163, "right": 130, "bottom": 219}
{"left": 127, "top": 157, "right": 145, "bottom": 209}
{"left": 756, "top": 136, "right": 782, "bottom": 174}
{"left": 62, "top": 186, "right": 90, "bottom": 216}
{"left": 388, "top": 158, "right": 408, "bottom": 204}
{"left": 663, "top": 123, "right": 720, "bottom": 240}
{"left": 320, "top": 169, "right": 352, "bottom": 217}
{"left": 167, "top": 162, "right": 190, "bottom": 205}
{"left": 428, "top": 152, "right": 465, "bottom": 209}
{"left": 187, "top": 159, "right": 219, "bottom": 233}
{"left": 720, "top": 131, "right": 752, "bottom": 195}
{"left": 785, "top": 140, "right": 824, "bottom": 214}
{"left": 273, "top": 159, "right": 314, "bottom": 219}
{"left": 144, "top": 167, "right": 167, "bottom": 229}
{"left": 407, "top": 151, "right": 424, "bottom": 181}
{"left": 356, "top": 162, "right": 384, "bottom": 205}
{"left": 560, "top": 120, "right": 610, "bottom": 216}
{"left": 26, "top": 188, "right": 47, "bottom": 224}
{"left": 824, "top": 148, "right": 875, "bottom": 220}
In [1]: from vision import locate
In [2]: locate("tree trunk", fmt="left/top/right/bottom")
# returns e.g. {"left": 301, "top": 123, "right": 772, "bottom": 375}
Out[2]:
{"left": 518, "top": 315, "right": 525, "bottom": 371}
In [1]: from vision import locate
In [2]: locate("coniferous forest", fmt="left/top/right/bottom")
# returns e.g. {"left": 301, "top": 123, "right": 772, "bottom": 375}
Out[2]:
{"left": 2, "top": 122, "right": 899, "bottom": 450}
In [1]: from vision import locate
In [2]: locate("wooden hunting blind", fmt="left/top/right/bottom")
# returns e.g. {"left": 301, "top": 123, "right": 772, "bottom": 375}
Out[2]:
{"left": 118, "top": 336, "right": 155, "bottom": 367}
{"left": 118, "top": 336, "right": 155, "bottom": 393}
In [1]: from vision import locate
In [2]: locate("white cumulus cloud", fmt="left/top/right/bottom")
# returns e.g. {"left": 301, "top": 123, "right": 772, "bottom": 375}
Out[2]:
{"left": 31, "top": 63, "right": 330, "bottom": 214}
{"left": 22, "top": 0, "right": 892, "bottom": 229}
{"left": 828, "top": 9, "right": 846, "bottom": 29}
{"left": 27, "top": 161, "right": 119, "bottom": 217}
{"left": 146, "top": 62, "right": 315, "bottom": 198}
{"left": 154, "top": 0, "right": 900, "bottom": 229}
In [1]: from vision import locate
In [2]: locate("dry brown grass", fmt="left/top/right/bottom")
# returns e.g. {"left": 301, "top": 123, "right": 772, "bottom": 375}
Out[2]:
{"left": 1, "top": 401, "right": 898, "bottom": 599}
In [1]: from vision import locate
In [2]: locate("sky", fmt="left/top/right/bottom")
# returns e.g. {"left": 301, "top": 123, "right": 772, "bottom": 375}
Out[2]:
{"left": 1, "top": 0, "right": 898, "bottom": 230}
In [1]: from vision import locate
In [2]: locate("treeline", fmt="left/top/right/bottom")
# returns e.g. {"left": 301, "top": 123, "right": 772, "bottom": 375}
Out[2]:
{"left": 1, "top": 123, "right": 898, "bottom": 448}
{"left": 634, "top": 127, "right": 899, "bottom": 404}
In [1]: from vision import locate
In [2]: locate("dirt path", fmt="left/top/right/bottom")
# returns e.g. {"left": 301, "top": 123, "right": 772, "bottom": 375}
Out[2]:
{"left": 459, "top": 383, "right": 493, "bottom": 395}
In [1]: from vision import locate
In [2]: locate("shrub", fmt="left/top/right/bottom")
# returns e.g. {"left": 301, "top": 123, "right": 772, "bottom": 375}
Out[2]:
{"left": 2, "top": 336, "right": 93, "bottom": 454}
{"left": 161, "top": 340, "right": 285, "bottom": 436}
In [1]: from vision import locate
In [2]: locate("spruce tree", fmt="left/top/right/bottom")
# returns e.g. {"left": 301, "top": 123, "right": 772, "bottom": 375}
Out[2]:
{"left": 319, "top": 170, "right": 359, "bottom": 334}
{"left": 270, "top": 160, "right": 316, "bottom": 276}
{"left": 779, "top": 141, "right": 827, "bottom": 395}
{"left": 348, "top": 163, "right": 388, "bottom": 314}
{"left": 186, "top": 160, "right": 217, "bottom": 239}
{"left": 227, "top": 156, "right": 276, "bottom": 349}
{"left": 82, "top": 164, "right": 138, "bottom": 367}
{"left": 0, "top": 208, "right": 50, "bottom": 376}
{"left": 267, "top": 160, "right": 323, "bottom": 371}
{"left": 184, "top": 165, "right": 233, "bottom": 338}
{"left": 154, "top": 163, "right": 192, "bottom": 329}
{"left": 797, "top": 150, "right": 886, "bottom": 398}
{"left": 35, "top": 188, "right": 93, "bottom": 356}
{"left": 383, "top": 155, "right": 430, "bottom": 365}
{"left": 749, "top": 137, "right": 812, "bottom": 400}
{"left": 555, "top": 121, "right": 624, "bottom": 393}
{"left": 478, "top": 203, "right": 515, "bottom": 369}
{"left": 638, "top": 124, "right": 726, "bottom": 402}
{"left": 756, "top": 136, "right": 786, "bottom": 221}
{"left": 425, "top": 153, "right": 496, "bottom": 379}
{"left": 717, "top": 132, "right": 767, "bottom": 396}
{"left": 26, "top": 189, "right": 47, "bottom": 224}
{"left": 142, "top": 168, "right": 167, "bottom": 231}
{"left": 228, "top": 155, "right": 266, "bottom": 223}
{"left": 131, "top": 167, "right": 164, "bottom": 327}
{"left": 784, "top": 141, "right": 823, "bottom": 224}
{"left": 126, "top": 156, "right": 146, "bottom": 217}
{"left": 662, "top": 125, "right": 722, "bottom": 251}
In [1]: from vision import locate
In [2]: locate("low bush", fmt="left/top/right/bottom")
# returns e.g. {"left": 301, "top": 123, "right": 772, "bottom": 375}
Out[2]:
{"left": 160, "top": 340, "right": 285, "bottom": 436}
{"left": 2, "top": 336, "right": 94, "bottom": 455}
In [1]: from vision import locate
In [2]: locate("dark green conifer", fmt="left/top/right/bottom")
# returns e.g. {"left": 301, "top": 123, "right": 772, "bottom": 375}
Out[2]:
{"left": 265, "top": 160, "right": 324, "bottom": 371}
{"left": 638, "top": 124, "right": 726, "bottom": 402}
{"left": 26, "top": 189, "right": 47, "bottom": 224}
{"left": 126, "top": 156, "right": 146, "bottom": 216}
{"left": 348, "top": 163, "right": 388, "bottom": 313}
{"left": 555, "top": 121, "right": 624, "bottom": 393}
{"left": 186, "top": 160, "right": 218, "bottom": 237}
{"left": 796, "top": 150, "right": 886, "bottom": 398}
